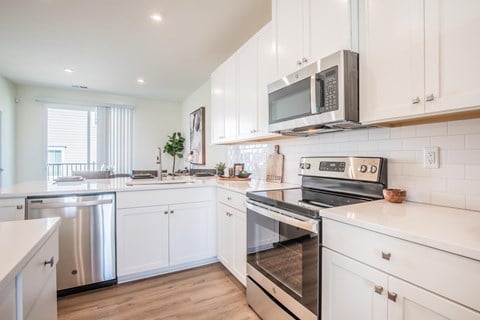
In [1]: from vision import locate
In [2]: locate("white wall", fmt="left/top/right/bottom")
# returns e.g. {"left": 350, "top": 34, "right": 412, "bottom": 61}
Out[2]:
{"left": 0, "top": 75, "right": 16, "bottom": 186}
{"left": 227, "top": 119, "right": 480, "bottom": 211}
{"left": 181, "top": 80, "right": 226, "bottom": 170}
{"left": 15, "top": 85, "right": 182, "bottom": 182}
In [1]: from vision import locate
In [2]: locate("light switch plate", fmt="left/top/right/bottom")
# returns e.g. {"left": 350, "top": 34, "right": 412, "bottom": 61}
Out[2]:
{"left": 423, "top": 147, "right": 439, "bottom": 168}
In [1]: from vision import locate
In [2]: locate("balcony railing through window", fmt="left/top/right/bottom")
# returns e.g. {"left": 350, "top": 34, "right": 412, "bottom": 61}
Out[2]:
{"left": 47, "top": 162, "right": 97, "bottom": 180}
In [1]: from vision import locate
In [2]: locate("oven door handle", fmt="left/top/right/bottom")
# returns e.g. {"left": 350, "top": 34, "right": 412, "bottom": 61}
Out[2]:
{"left": 245, "top": 200, "right": 319, "bottom": 234}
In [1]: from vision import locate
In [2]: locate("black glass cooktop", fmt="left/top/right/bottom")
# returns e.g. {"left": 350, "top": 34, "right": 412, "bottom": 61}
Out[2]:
{"left": 247, "top": 188, "right": 371, "bottom": 219}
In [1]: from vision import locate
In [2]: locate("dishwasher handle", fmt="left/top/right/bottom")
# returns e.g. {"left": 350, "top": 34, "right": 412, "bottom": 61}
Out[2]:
{"left": 28, "top": 198, "right": 113, "bottom": 209}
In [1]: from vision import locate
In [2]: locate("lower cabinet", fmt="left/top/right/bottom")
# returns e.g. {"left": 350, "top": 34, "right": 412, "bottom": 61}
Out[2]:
{"left": 117, "top": 200, "right": 215, "bottom": 280}
{"left": 323, "top": 246, "right": 480, "bottom": 320}
{"left": 217, "top": 193, "right": 247, "bottom": 286}
{"left": 0, "top": 198, "right": 25, "bottom": 222}
{"left": 0, "top": 281, "right": 16, "bottom": 320}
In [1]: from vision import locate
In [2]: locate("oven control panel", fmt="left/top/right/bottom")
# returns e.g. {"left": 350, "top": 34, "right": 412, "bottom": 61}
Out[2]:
{"left": 299, "top": 157, "right": 386, "bottom": 182}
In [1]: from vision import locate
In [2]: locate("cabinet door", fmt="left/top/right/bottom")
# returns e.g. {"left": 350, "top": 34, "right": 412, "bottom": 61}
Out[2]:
{"left": 224, "top": 56, "right": 237, "bottom": 139}
{"left": 233, "top": 209, "right": 247, "bottom": 285}
{"left": 308, "top": 0, "right": 354, "bottom": 62}
{"left": 0, "top": 280, "right": 15, "bottom": 320}
{"left": 274, "top": 0, "right": 305, "bottom": 76}
{"left": 217, "top": 203, "right": 234, "bottom": 268}
{"left": 117, "top": 206, "right": 169, "bottom": 276}
{"left": 169, "top": 202, "right": 215, "bottom": 266}
{"left": 211, "top": 65, "right": 226, "bottom": 143}
{"left": 359, "top": 0, "right": 425, "bottom": 123}
{"left": 322, "top": 248, "right": 388, "bottom": 320}
{"left": 237, "top": 38, "right": 258, "bottom": 138}
{"left": 25, "top": 270, "right": 57, "bottom": 320}
{"left": 424, "top": 0, "right": 480, "bottom": 113}
{"left": 0, "top": 198, "right": 25, "bottom": 222}
{"left": 388, "top": 276, "right": 480, "bottom": 320}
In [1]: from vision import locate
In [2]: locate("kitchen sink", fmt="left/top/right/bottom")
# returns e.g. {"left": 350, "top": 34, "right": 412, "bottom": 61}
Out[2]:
{"left": 125, "top": 179, "right": 194, "bottom": 186}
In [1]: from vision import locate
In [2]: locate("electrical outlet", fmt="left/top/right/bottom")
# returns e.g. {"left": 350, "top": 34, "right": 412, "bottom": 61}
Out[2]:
{"left": 423, "top": 147, "right": 439, "bottom": 168}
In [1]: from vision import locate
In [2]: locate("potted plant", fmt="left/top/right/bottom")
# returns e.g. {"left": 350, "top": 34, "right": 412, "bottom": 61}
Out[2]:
{"left": 215, "top": 162, "right": 226, "bottom": 176}
{"left": 164, "top": 132, "right": 185, "bottom": 174}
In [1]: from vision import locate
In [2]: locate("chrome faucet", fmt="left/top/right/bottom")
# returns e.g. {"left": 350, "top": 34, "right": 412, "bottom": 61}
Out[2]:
{"left": 156, "top": 147, "right": 163, "bottom": 181}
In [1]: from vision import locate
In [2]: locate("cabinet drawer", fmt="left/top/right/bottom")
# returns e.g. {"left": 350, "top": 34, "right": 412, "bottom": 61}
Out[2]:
{"left": 117, "top": 187, "right": 213, "bottom": 208}
{"left": 22, "top": 230, "right": 59, "bottom": 318}
{"left": 217, "top": 188, "right": 246, "bottom": 211}
{"left": 323, "top": 219, "right": 480, "bottom": 311}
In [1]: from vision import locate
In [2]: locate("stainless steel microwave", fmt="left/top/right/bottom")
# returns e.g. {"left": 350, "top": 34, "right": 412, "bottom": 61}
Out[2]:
{"left": 268, "top": 50, "right": 360, "bottom": 135}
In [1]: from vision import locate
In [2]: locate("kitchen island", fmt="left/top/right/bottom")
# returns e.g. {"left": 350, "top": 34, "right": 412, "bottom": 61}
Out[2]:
{"left": 0, "top": 217, "right": 60, "bottom": 320}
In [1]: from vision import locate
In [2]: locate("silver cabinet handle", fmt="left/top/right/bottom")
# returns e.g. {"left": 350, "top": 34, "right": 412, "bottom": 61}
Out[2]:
{"left": 412, "top": 97, "right": 421, "bottom": 104}
{"left": 296, "top": 60, "right": 302, "bottom": 66}
{"left": 170, "top": 210, "right": 174, "bottom": 214}
{"left": 44, "top": 257, "right": 54, "bottom": 268}
{"left": 374, "top": 285, "right": 384, "bottom": 295}
{"left": 426, "top": 93, "right": 435, "bottom": 101}
{"left": 388, "top": 291, "right": 398, "bottom": 302}
{"left": 381, "top": 251, "right": 391, "bottom": 260}
{"left": 302, "top": 57, "right": 308, "bottom": 63}
{"left": 16, "top": 205, "right": 23, "bottom": 210}
{"left": 164, "top": 210, "right": 169, "bottom": 215}
{"left": 227, "top": 197, "right": 231, "bottom": 200}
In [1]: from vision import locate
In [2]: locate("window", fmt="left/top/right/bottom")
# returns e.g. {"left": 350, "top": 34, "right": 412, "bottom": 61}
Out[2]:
{"left": 46, "top": 104, "right": 132, "bottom": 179}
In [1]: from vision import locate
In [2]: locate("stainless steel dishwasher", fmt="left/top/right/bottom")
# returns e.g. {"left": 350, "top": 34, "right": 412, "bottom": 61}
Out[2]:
{"left": 27, "top": 193, "right": 116, "bottom": 295}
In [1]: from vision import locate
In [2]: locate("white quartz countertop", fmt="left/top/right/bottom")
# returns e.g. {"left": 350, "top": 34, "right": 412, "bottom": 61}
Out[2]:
{"left": 0, "top": 217, "right": 60, "bottom": 292}
{"left": 321, "top": 200, "right": 480, "bottom": 261}
{"left": 0, "top": 177, "right": 298, "bottom": 198}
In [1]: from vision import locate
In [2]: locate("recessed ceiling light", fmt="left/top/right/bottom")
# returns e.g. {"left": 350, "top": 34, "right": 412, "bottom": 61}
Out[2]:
{"left": 150, "top": 14, "right": 162, "bottom": 22}
{"left": 64, "top": 67, "right": 74, "bottom": 73}
{"left": 137, "top": 78, "right": 145, "bottom": 85}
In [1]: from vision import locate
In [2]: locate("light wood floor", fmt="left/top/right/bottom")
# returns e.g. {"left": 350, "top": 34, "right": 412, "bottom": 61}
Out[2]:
{"left": 57, "top": 263, "right": 260, "bottom": 320}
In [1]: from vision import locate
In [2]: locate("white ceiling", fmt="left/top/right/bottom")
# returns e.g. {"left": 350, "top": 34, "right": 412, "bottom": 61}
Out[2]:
{"left": 0, "top": 0, "right": 271, "bottom": 101}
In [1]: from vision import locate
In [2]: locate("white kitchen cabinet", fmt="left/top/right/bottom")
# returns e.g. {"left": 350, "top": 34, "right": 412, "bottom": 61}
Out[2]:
{"left": 224, "top": 56, "right": 238, "bottom": 140}
{"left": 360, "top": 0, "right": 480, "bottom": 124}
{"left": 323, "top": 248, "right": 480, "bottom": 320}
{"left": 322, "top": 218, "right": 480, "bottom": 319}
{"left": 211, "top": 65, "right": 226, "bottom": 143}
{"left": 273, "top": 0, "right": 356, "bottom": 77}
{"left": 117, "top": 205, "right": 170, "bottom": 277}
{"left": 237, "top": 38, "right": 258, "bottom": 138}
{"left": 0, "top": 198, "right": 25, "bottom": 222}
{"left": 169, "top": 202, "right": 215, "bottom": 266}
{"left": 424, "top": 0, "right": 480, "bottom": 114}
{"left": 116, "top": 188, "right": 216, "bottom": 281}
{"left": 0, "top": 281, "right": 16, "bottom": 320}
{"left": 322, "top": 248, "right": 387, "bottom": 320}
{"left": 217, "top": 188, "right": 247, "bottom": 285}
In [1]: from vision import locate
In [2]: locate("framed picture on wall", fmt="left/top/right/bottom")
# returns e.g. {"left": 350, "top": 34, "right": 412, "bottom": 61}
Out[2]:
{"left": 189, "top": 106, "right": 205, "bottom": 165}
{"left": 234, "top": 163, "right": 244, "bottom": 176}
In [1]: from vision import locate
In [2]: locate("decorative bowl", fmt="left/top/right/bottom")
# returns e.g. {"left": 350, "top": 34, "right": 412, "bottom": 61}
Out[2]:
{"left": 237, "top": 172, "right": 251, "bottom": 179}
{"left": 383, "top": 188, "right": 407, "bottom": 203}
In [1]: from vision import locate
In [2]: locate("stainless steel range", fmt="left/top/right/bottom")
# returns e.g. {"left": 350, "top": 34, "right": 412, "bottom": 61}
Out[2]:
{"left": 246, "top": 156, "right": 388, "bottom": 320}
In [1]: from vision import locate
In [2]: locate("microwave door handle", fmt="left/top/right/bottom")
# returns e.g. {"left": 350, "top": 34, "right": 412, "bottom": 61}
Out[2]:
{"left": 310, "top": 75, "right": 318, "bottom": 114}
{"left": 245, "top": 200, "right": 318, "bottom": 233}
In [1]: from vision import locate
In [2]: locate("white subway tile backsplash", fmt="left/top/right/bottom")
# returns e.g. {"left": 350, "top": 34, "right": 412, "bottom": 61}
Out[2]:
{"left": 448, "top": 118, "right": 480, "bottom": 135}
{"left": 466, "top": 134, "right": 480, "bottom": 149}
{"left": 402, "top": 137, "right": 430, "bottom": 150}
{"left": 416, "top": 122, "right": 448, "bottom": 137}
{"left": 226, "top": 119, "right": 480, "bottom": 211}
{"left": 430, "top": 135, "right": 465, "bottom": 150}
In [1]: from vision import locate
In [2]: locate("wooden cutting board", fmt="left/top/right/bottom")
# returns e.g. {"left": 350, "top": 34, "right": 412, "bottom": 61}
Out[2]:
{"left": 266, "top": 145, "right": 284, "bottom": 183}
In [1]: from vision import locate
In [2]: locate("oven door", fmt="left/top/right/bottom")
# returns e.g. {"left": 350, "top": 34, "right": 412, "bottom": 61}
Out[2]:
{"left": 245, "top": 200, "right": 320, "bottom": 320}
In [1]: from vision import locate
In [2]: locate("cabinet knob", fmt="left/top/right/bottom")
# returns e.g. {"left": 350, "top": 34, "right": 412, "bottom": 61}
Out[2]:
{"left": 374, "top": 285, "right": 384, "bottom": 295}
{"left": 412, "top": 97, "right": 421, "bottom": 104}
{"left": 387, "top": 291, "right": 398, "bottom": 302}
{"left": 16, "top": 205, "right": 23, "bottom": 210}
{"left": 426, "top": 93, "right": 435, "bottom": 101}
{"left": 381, "top": 251, "right": 391, "bottom": 260}
{"left": 170, "top": 210, "right": 174, "bottom": 214}
{"left": 302, "top": 57, "right": 308, "bottom": 63}
{"left": 44, "top": 256, "right": 54, "bottom": 268}
{"left": 164, "top": 211, "right": 169, "bottom": 214}
{"left": 227, "top": 197, "right": 232, "bottom": 200}
{"left": 296, "top": 60, "right": 302, "bottom": 66}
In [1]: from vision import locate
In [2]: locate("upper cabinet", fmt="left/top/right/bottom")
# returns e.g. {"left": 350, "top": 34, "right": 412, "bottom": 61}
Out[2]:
{"left": 210, "top": 23, "right": 279, "bottom": 145}
{"left": 360, "top": 0, "right": 480, "bottom": 125}
{"left": 273, "top": 0, "right": 357, "bottom": 77}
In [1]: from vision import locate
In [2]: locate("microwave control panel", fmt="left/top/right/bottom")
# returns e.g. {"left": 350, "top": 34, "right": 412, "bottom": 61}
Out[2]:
{"left": 317, "top": 66, "right": 338, "bottom": 113}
